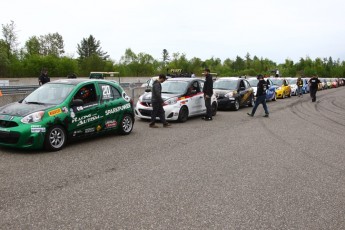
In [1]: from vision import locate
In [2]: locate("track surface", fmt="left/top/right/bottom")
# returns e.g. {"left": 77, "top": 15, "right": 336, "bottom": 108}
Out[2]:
{"left": 1, "top": 88, "right": 345, "bottom": 229}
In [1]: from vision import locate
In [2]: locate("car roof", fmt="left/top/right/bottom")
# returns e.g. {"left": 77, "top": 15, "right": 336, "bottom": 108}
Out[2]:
{"left": 167, "top": 77, "right": 203, "bottom": 82}
{"left": 48, "top": 78, "right": 115, "bottom": 85}
{"left": 216, "top": 77, "right": 241, "bottom": 80}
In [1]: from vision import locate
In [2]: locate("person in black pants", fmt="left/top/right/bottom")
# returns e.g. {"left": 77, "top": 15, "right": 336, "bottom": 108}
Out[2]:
{"left": 149, "top": 74, "right": 171, "bottom": 128}
{"left": 202, "top": 68, "right": 213, "bottom": 121}
{"left": 247, "top": 74, "right": 269, "bottom": 117}
{"left": 308, "top": 75, "right": 320, "bottom": 102}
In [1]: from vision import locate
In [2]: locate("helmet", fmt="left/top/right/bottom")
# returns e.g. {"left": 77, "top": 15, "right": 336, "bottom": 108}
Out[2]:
{"left": 79, "top": 87, "right": 90, "bottom": 99}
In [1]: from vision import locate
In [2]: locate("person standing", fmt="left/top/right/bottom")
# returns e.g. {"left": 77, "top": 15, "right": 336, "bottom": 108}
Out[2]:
{"left": 202, "top": 68, "right": 213, "bottom": 121}
{"left": 149, "top": 74, "right": 171, "bottom": 128}
{"left": 247, "top": 74, "right": 269, "bottom": 117}
{"left": 308, "top": 75, "right": 320, "bottom": 102}
{"left": 297, "top": 76, "right": 303, "bottom": 97}
{"left": 38, "top": 68, "right": 50, "bottom": 85}
{"left": 191, "top": 72, "right": 196, "bottom": 78}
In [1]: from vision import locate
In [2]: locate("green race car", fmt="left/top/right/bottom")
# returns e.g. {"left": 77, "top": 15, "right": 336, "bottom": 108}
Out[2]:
{"left": 0, "top": 79, "right": 134, "bottom": 151}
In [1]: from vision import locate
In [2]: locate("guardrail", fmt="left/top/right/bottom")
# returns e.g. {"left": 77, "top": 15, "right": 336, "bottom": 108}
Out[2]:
{"left": 0, "top": 82, "right": 144, "bottom": 95}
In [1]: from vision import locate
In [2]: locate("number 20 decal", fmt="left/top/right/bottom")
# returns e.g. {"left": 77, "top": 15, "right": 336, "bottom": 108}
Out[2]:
{"left": 102, "top": 85, "right": 112, "bottom": 99}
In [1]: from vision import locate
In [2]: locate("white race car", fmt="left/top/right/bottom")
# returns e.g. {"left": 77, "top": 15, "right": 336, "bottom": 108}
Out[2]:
{"left": 135, "top": 78, "right": 217, "bottom": 122}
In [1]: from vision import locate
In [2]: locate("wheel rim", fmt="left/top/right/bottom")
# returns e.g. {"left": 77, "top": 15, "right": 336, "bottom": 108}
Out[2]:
{"left": 122, "top": 116, "right": 133, "bottom": 133}
{"left": 49, "top": 127, "right": 65, "bottom": 149}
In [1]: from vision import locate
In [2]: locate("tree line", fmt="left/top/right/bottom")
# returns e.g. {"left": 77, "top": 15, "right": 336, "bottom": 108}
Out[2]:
{"left": 1, "top": 21, "right": 345, "bottom": 78}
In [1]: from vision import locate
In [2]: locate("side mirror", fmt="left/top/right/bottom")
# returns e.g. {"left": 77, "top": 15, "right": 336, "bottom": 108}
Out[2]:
{"left": 71, "top": 99, "right": 84, "bottom": 107}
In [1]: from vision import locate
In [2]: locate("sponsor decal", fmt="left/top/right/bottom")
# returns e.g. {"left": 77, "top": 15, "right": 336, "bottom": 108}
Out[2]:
{"left": 76, "top": 106, "right": 84, "bottom": 111}
{"left": 96, "top": 125, "right": 102, "bottom": 132}
{"left": 85, "top": 127, "right": 95, "bottom": 133}
{"left": 72, "top": 113, "right": 102, "bottom": 126}
{"left": 122, "top": 92, "right": 131, "bottom": 102}
{"left": 70, "top": 108, "right": 75, "bottom": 118}
{"left": 105, "top": 104, "right": 131, "bottom": 116}
{"left": 62, "top": 107, "right": 68, "bottom": 113}
{"left": 73, "top": 130, "right": 83, "bottom": 137}
{"left": 48, "top": 108, "right": 62, "bottom": 116}
{"left": 31, "top": 125, "right": 46, "bottom": 133}
{"left": 105, "top": 120, "right": 117, "bottom": 128}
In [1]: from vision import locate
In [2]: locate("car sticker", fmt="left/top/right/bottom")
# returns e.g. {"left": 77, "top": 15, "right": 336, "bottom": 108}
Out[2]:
{"left": 31, "top": 125, "right": 46, "bottom": 133}
{"left": 96, "top": 125, "right": 102, "bottom": 132}
{"left": 70, "top": 108, "right": 76, "bottom": 118}
{"left": 102, "top": 85, "right": 113, "bottom": 99}
{"left": 62, "top": 107, "right": 69, "bottom": 113}
{"left": 105, "top": 120, "right": 117, "bottom": 128}
{"left": 85, "top": 127, "right": 95, "bottom": 133}
{"left": 105, "top": 103, "right": 131, "bottom": 116}
{"left": 72, "top": 113, "right": 102, "bottom": 126}
{"left": 48, "top": 108, "right": 62, "bottom": 116}
{"left": 122, "top": 92, "right": 131, "bottom": 102}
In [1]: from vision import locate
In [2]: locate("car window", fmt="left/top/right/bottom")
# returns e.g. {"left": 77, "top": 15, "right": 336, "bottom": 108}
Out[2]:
{"left": 73, "top": 83, "right": 97, "bottom": 105}
{"left": 99, "top": 83, "right": 121, "bottom": 102}
{"left": 244, "top": 80, "right": 250, "bottom": 89}
{"left": 239, "top": 80, "right": 245, "bottom": 89}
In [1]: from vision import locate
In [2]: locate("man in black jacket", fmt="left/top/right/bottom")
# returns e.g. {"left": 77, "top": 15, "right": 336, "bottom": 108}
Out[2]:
{"left": 149, "top": 74, "right": 171, "bottom": 128}
{"left": 202, "top": 68, "right": 213, "bottom": 121}
{"left": 308, "top": 75, "right": 320, "bottom": 102}
{"left": 38, "top": 68, "right": 50, "bottom": 85}
{"left": 247, "top": 74, "right": 269, "bottom": 117}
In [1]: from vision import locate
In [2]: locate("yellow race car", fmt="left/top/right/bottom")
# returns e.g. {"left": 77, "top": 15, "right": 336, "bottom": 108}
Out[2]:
{"left": 270, "top": 78, "right": 291, "bottom": 99}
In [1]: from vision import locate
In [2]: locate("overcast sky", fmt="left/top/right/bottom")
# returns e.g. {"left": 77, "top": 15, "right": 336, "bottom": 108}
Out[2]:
{"left": 2, "top": 0, "right": 345, "bottom": 64}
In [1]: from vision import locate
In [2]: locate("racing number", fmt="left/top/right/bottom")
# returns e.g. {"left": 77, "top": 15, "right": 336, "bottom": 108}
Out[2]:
{"left": 102, "top": 85, "right": 112, "bottom": 100}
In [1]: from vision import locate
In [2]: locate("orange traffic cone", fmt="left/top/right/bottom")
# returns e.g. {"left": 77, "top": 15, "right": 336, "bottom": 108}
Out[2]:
{"left": 0, "top": 89, "right": 2, "bottom": 96}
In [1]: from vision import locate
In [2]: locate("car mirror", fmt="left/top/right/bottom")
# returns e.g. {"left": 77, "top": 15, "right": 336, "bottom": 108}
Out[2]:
{"left": 145, "top": 88, "right": 151, "bottom": 93}
{"left": 71, "top": 99, "right": 84, "bottom": 107}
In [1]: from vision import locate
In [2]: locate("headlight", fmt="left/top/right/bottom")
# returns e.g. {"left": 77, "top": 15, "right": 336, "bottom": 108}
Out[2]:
{"left": 224, "top": 91, "right": 236, "bottom": 98}
{"left": 21, "top": 111, "right": 45, "bottom": 124}
{"left": 164, "top": 97, "right": 178, "bottom": 105}
{"left": 277, "top": 87, "right": 282, "bottom": 90}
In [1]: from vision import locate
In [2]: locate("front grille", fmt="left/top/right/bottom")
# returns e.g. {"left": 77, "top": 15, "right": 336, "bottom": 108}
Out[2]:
{"left": 0, "top": 120, "right": 18, "bottom": 128}
{"left": 139, "top": 109, "right": 152, "bottom": 117}
{"left": 0, "top": 131, "right": 20, "bottom": 144}
{"left": 140, "top": 102, "right": 152, "bottom": 107}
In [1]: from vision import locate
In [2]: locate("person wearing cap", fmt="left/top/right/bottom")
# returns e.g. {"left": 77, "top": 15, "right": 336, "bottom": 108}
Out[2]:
{"left": 247, "top": 74, "right": 269, "bottom": 117}
{"left": 149, "top": 74, "right": 171, "bottom": 128}
{"left": 202, "top": 68, "right": 213, "bottom": 121}
{"left": 308, "top": 75, "right": 320, "bottom": 102}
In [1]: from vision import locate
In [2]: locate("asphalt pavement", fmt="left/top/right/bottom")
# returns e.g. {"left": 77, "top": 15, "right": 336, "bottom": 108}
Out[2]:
{"left": 1, "top": 88, "right": 345, "bottom": 229}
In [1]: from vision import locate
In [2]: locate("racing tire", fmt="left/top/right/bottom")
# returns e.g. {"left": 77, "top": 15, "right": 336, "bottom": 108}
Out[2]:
{"left": 44, "top": 125, "right": 67, "bottom": 151}
{"left": 212, "top": 102, "right": 217, "bottom": 116}
{"left": 178, "top": 106, "right": 189, "bottom": 123}
{"left": 119, "top": 114, "right": 134, "bottom": 135}
{"left": 233, "top": 99, "right": 240, "bottom": 111}
{"left": 248, "top": 95, "right": 254, "bottom": 107}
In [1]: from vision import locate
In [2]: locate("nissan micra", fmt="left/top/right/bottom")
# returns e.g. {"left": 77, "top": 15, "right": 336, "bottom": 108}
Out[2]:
{"left": 135, "top": 78, "right": 217, "bottom": 122}
{"left": 0, "top": 79, "right": 134, "bottom": 151}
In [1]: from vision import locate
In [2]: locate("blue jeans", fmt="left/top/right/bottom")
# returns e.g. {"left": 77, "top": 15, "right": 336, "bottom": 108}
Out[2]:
{"left": 297, "top": 86, "right": 303, "bottom": 96}
{"left": 251, "top": 95, "right": 269, "bottom": 115}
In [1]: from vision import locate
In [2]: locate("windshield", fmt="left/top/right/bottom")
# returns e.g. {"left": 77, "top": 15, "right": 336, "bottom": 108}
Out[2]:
{"left": 288, "top": 79, "right": 297, "bottom": 84}
{"left": 161, "top": 81, "right": 188, "bottom": 94}
{"left": 23, "top": 83, "right": 75, "bottom": 105}
{"left": 214, "top": 80, "right": 238, "bottom": 90}
{"left": 247, "top": 79, "right": 259, "bottom": 87}
{"left": 270, "top": 78, "right": 284, "bottom": 86}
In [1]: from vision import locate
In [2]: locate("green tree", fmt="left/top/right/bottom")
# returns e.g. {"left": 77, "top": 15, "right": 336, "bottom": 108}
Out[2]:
{"left": 39, "top": 33, "right": 65, "bottom": 57}
{"left": 1, "top": 20, "right": 19, "bottom": 58}
{"left": 77, "top": 35, "right": 109, "bottom": 60}
{"left": 23, "top": 36, "right": 40, "bottom": 56}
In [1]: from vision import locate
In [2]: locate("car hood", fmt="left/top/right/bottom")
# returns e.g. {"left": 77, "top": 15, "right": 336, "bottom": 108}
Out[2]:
{"left": 140, "top": 92, "right": 182, "bottom": 102}
{"left": 213, "top": 89, "right": 235, "bottom": 97}
{"left": 0, "top": 102, "right": 53, "bottom": 117}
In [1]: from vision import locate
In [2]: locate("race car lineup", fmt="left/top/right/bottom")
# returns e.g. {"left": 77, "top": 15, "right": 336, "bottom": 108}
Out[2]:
{"left": 0, "top": 77, "right": 344, "bottom": 151}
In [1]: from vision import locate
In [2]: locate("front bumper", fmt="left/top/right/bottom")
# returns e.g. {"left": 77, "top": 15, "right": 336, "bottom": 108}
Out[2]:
{"left": 217, "top": 97, "right": 236, "bottom": 109}
{"left": 0, "top": 123, "right": 46, "bottom": 150}
{"left": 135, "top": 102, "right": 181, "bottom": 121}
